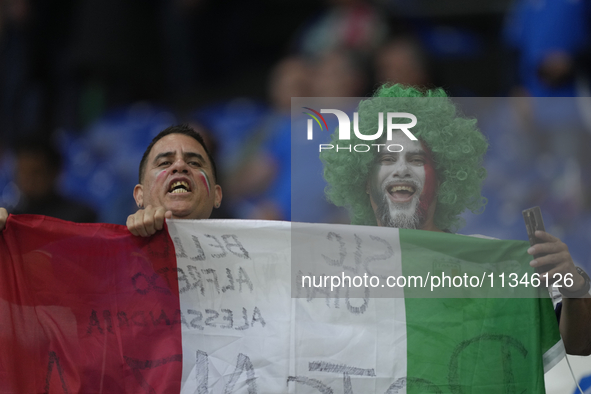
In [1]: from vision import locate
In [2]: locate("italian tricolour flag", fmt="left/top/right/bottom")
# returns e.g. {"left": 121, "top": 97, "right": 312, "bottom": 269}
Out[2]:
{"left": 0, "top": 215, "right": 562, "bottom": 393}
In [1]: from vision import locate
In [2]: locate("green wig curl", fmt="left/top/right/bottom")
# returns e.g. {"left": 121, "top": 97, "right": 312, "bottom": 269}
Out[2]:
{"left": 320, "top": 84, "right": 488, "bottom": 231}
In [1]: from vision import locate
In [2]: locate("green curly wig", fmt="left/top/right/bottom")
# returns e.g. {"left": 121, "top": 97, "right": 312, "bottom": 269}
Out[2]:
{"left": 320, "top": 84, "right": 488, "bottom": 231}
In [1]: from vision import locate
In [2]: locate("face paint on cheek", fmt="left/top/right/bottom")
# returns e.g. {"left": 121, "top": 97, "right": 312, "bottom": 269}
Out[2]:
{"left": 150, "top": 170, "right": 168, "bottom": 194}
{"left": 157, "top": 169, "right": 167, "bottom": 181}
{"left": 198, "top": 169, "right": 211, "bottom": 197}
{"left": 418, "top": 144, "right": 437, "bottom": 215}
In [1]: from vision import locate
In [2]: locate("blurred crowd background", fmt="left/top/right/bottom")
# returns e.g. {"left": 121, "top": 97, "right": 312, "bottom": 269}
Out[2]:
{"left": 1, "top": 0, "right": 591, "bottom": 271}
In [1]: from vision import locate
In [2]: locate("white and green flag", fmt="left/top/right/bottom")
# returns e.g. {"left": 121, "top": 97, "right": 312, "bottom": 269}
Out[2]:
{"left": 171, "top": 219, "right": 563, "bottom": 393}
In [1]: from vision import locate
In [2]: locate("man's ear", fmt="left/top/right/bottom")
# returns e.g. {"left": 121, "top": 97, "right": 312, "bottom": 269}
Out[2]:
{"left": 133, "top": 184, "right": 144, "bottom": 209}
{"left": 214, "top": 185, "right": 223, "bottom": 208}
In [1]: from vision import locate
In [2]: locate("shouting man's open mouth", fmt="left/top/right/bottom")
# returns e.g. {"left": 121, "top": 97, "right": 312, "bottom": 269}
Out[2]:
{"left": 169, "top": 180, "right": 191, "bottom": 194}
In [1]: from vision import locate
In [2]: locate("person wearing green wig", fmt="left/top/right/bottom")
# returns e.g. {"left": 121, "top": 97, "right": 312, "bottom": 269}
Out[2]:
{"left": 320, "top": 83, "right": 591, "bottom": 355}
{"left": 321, "top": 84, "right": 486, "bottom": 233}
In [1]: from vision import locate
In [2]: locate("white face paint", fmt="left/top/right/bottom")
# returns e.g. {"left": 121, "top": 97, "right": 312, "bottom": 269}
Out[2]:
{"left": 368, "top": 131, "right": 433, "bottom": 229}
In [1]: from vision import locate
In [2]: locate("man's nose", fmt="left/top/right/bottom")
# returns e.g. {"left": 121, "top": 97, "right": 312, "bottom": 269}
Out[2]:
{"left": 171, "top": 159, "right": 189, "bottom": 173}
{"left": 391, "top": 159, "right": 411, "bottom": 177}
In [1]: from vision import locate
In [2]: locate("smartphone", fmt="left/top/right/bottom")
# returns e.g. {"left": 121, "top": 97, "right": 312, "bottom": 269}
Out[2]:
{"left": 523, "top": 206, "right": 545, "bottom": 252}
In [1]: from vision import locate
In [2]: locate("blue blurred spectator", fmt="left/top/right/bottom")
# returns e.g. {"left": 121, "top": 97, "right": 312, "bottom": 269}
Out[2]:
{"left": 222, "top": 56, "right": 312, "bottom": 220}
{"left": 504, "top": 0, "right": 591, "bottom": 96}
{"left": 223, "top": 51, "right": 367, "bottom": 223}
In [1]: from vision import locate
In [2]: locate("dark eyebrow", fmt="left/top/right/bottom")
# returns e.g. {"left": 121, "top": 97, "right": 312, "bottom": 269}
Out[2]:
{"left": 152, "top": 151, "right": 207, "bottom": 164}
{"left": 184, "top": 152, "right": 206, "bottom": 162}
{"left": 153, "top": 151, "right": 175, "bottom": 163}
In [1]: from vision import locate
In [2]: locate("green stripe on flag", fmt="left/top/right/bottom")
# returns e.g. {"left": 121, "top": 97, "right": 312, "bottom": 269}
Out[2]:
{"left": 400, "top": 229, "right": 561, "bottom": 393}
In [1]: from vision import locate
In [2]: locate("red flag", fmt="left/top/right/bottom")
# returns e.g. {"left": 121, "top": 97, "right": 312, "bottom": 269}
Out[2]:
{"left": 0, "top": 215, "right": 182, "bottom": 393}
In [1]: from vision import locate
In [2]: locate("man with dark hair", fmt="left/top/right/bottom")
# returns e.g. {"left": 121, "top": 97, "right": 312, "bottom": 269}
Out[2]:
{"left": 0, "top": 125, "right": 222, "bottom": 234}
{"left": 320, "top": 84, "right": 591, "bottom": 355}
{"left": 126, "top": 124, "right": 222, "bottom": 236}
